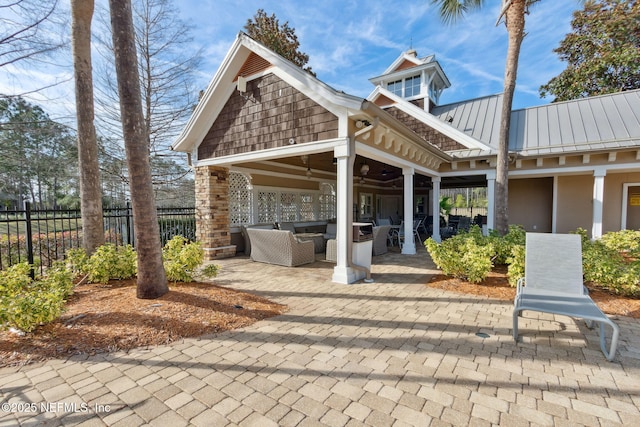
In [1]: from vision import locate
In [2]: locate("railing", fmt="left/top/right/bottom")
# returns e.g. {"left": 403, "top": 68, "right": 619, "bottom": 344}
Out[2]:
{"left": 0, "top": 202, "right": 195, "bottom": 275}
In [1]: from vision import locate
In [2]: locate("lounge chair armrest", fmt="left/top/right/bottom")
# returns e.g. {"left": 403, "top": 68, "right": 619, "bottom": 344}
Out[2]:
{"left": 516, "top": 277, "right": 525, "bottom": 294}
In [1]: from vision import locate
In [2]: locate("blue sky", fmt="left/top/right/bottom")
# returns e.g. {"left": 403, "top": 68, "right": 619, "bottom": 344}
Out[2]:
{"left": 180, "top": 0, "right": 581, "bottom": 110}
{"left": 1, "top": 0, "right": 581, "bottom": 122}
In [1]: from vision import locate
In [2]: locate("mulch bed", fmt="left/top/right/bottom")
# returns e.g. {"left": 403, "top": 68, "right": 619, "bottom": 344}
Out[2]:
{"left": 0, "top": 280, "right": 287, "bottom": 368}
{"left": 427, "top": 265, "right": 640, "bottom": 318}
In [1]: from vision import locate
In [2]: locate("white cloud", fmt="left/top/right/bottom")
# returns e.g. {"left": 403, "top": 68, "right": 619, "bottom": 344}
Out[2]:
{"left": 4, "top": 0, "right": 583, "bottom": 120}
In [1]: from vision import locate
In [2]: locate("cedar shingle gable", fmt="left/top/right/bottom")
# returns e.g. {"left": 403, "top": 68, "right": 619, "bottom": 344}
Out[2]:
{"left": 199, "top": 74, "right": 339, "bottom": 159}
{"left": 385, "top": 106, "right": 467, "bottom": 152}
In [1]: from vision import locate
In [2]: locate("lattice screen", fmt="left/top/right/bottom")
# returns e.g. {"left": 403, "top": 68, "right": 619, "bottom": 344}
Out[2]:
{"left": 229, "top": 172, "right": 252, "bottom": 226}
{"left": 319, "top": 183, "right": 336, "bottom": 220}
{"left": 280, "top": 192, "right": 298, "bottom": 222}
{"left": 299, "top": 193, "right": 315, "bottom": 221}
{"left": 257, "top": 191, "right": 277, "bottom": 223}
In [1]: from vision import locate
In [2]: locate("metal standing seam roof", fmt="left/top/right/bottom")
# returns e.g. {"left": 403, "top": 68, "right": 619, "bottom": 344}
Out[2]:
{"left": 432, "top": 89, "right": 640, "bottom": 156}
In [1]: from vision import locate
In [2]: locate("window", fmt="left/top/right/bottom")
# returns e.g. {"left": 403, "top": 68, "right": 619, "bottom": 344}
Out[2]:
{"left": 404, "top": 75, "right": 421, "bottom": 97}
{"left": 387, "top": 80, "right": 402, "bottom": 96}
{"left": 359, "top": 193, "right": 373, "bottom": 219}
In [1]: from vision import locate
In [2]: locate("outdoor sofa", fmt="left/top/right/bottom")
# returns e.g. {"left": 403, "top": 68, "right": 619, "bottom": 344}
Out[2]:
{"left": 245, "top": 228, "right": 315, "bottom": 267}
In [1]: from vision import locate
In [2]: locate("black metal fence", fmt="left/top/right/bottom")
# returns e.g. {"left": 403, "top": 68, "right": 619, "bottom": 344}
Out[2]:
{"left": 0, "top": 202, "right": 195, "bottom": 275}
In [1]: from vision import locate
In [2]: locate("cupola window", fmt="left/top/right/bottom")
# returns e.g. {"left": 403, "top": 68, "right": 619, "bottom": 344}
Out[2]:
{"left": 387, "top": 80, "right": 402, "bottom": 96}
{"left": 404, "top": 75, "right": 421, "bottom": 97}
{"left": 386, "top": 75, "right": 422, "bottom": 99}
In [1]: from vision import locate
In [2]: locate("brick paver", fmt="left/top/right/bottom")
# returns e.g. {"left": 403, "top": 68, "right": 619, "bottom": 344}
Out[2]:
{"left": 1, "top": 249, "right": 639, "bottom": 426}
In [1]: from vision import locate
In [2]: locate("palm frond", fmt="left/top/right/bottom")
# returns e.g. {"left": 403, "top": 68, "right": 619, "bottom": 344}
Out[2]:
{"left": 432, "top": 0, "right": 485, "bottom": 24}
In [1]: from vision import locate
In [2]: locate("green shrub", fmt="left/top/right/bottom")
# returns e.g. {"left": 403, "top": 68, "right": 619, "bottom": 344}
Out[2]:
{"left": 600, "top": 229, "right": 640, "bottom": 258}
{"left": 162, "top": 236, "right": 220, "bottom": 282}
{"left": 426, "top": 224, "right": 526, "bottom": 286}
{"left": 425, "top": 232, "right": 494, "bottom": 283}
{"left": 507, "top": 244, "right": 525, "bottom": 286}
{"left": 66, "top": 244, "right": 137, "bottom": 284}
{"left": 89, "top": 244, "right": 137, "bottom": 284}
{"left": 66, "top": 239, "right": 219, "bottom": 285}
{"left": 66, "top": 247, "right": 89, "bottom": 276}
{"left": 489, "top": 225, "right": 526, "bottom": 265}
{"left": 427, "top": 225, "right": 639, "bottom": 295}
{"left": 0, "top": 262, "right": 74, "bottom": 332}
{"left": 582, "top": 238, "right": 640, "bottom": 297}
{"left": 163, "top": 236, "right": 202, "bottom": 282}
{"left": 201, "top": 263, "right": 221, "bottom": 279}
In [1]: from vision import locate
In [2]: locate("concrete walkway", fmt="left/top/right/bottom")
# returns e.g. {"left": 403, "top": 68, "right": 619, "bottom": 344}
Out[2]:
{"left": 1, "top": 249, "right": 639, "bottom": 426}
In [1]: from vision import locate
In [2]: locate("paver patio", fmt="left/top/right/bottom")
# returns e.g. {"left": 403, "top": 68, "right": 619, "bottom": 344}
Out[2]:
{"left": 1, "top": 249, "right": 639, "bottom": 426}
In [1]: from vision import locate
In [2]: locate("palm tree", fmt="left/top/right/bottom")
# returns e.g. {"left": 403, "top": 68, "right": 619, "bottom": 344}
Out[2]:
{"left": 109, "top": 0, "right": 168, "bottom": 299}
{"left": 432, "top": 0, "right": 528, "bottom": 235}
{"left": 70, "top": 0, "right": 105, "bottom": 254}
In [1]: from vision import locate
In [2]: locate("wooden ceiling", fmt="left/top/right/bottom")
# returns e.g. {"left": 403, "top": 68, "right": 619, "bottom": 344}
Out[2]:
{"left": 269, "top": 153, "right": 487, "bottom": 189}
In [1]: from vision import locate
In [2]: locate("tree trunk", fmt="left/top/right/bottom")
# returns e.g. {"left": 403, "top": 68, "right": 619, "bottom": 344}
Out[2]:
{"left": 71, "top": 0, "right": 104, "bottom": 254}
{"left": 495, "top": 0, "right": 526, "bottom": 236}
{"left": 109, "top": 0, "right": 168, "bottom": 299}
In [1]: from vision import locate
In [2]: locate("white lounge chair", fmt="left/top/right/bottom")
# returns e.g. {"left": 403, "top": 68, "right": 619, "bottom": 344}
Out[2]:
{"left": 513, "top": 233, "right": 620, "bottom": 361}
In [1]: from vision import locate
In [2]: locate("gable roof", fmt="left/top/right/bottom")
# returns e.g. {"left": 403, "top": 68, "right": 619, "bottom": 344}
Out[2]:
{"left": 172, "top": 32, "right": 452, "bottom": 171}
{"left": 433, "top": 89, "right": 640, "bottom": 156}
{"left": 172, "top": 32, "right": 365, "bottom": 154}
{"left": 368, "top": 86, "right": 493, "bottom": 152}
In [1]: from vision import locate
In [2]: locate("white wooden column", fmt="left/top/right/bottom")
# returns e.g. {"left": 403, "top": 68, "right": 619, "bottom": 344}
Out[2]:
{"left": 486, "top": 170, "right": 496, "bottom": 235}
{"left": 402, "top": 167, "right": 416, "bottom": 254}
{"left": 332, "top": 142, "right": 357, "bottom": 284}
{"left": 592, "top": 168, "right": 606, "bottom": 239}
{"left": 431, "top": 177, "right": 441, "bottom": 242}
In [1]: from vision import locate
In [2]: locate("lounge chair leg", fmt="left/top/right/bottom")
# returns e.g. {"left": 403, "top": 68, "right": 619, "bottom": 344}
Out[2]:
{"left": 599, "top": 321, "right": 620, "bottom": 362}
{"left": 513, "top": 310, "right": 520, "bottom": 342}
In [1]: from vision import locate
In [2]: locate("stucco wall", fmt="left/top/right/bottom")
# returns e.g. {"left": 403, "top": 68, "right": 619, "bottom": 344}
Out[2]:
{"left": 603, "top": 171, "right": 640, "bottom": 232}
{"left": 556, "top": 174, "right": 593, "bottom": 234}
{"left": 509, "top": 177, "right": 553, "bottom": 232}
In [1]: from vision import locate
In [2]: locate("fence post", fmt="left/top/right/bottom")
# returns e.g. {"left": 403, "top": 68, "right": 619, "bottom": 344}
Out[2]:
{"left": 126, "top": 201, "right": 133, "bottom": 246}
{"left": 24, "top": 201, "right": 35, "bottom": 279}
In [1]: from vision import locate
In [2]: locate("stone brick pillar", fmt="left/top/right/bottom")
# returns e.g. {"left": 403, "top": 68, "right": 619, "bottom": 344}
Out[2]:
{"left": 195, "top": 165, "right": 236, "bottom": 259}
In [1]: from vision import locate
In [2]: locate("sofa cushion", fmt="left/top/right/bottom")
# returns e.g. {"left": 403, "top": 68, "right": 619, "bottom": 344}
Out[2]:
{"left": 296, "top": 224, "right": 326, "bottom": 234}
{"left": 323, "top": 222, "right": 337, "bottom": 240}
{"left": 277, "top": 222, "right": 297, "bottom": 233}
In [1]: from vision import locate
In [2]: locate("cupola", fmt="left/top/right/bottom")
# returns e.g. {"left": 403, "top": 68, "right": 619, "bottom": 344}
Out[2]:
{"left": 368, "top": 49, "right": 450, "bottom": 112}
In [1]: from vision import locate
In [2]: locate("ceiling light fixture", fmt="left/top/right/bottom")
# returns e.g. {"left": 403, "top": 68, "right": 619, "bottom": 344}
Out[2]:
{"left": 360, "top": 161, "right": 369, "bottom": 176}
